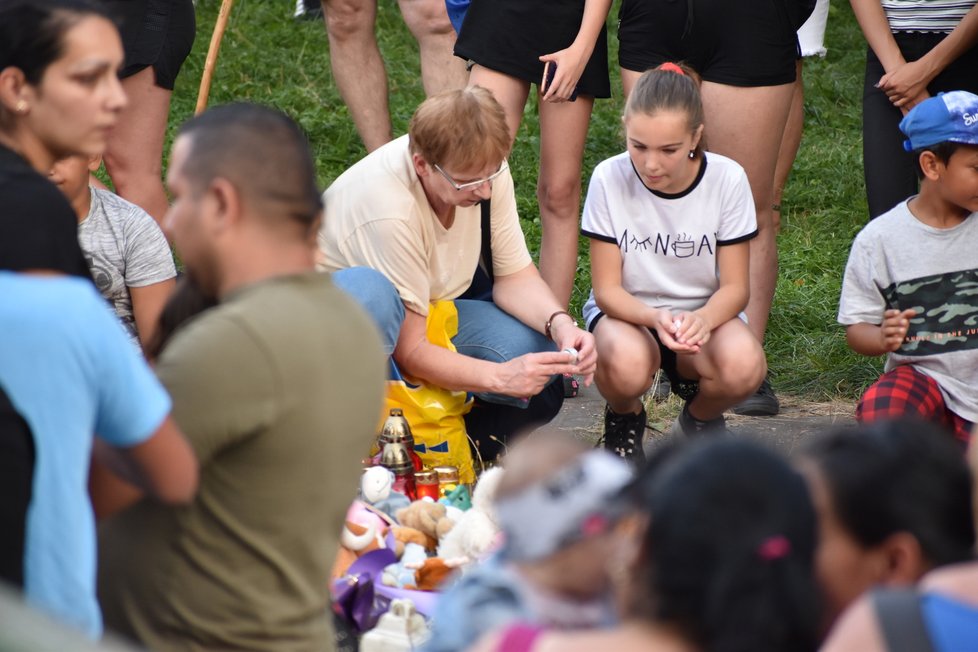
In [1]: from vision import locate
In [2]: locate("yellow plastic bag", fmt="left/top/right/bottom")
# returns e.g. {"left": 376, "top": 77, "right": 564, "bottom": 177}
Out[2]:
{"left": 384, "top": 301, "right": 476, "bottom": 484}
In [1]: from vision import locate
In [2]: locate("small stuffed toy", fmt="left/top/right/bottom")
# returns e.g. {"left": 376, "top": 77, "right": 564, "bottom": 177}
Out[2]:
{"left": 390, "top": 525, "right": 429, "bottom": 557}
{"left": 395, "top": 499, "right": 456, "bottom": 553}
{"left": 361, "top": 466, "right": 411, "bottom": 518}
{"left": 331, "top": 501, "right": 392, "bottom": 580}
{"left": 439, "top": 484, "right": 472, "bottom": 511}
{"left": 381, "top": 542, "right": 428, "bottom": 588}
{"left": 411, "top": 557, "right": 460, "bottom": 592}
{"left": 436, "top": 466, "right": 504, "bottom": 565}
{"left": 332, "top": 521, "right": 384, "bottom": 580}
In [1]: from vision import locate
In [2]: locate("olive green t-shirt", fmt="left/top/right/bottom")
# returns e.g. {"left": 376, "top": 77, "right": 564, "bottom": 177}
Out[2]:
{"left": 98, "top": 272, "right": 385, "bottom": 651}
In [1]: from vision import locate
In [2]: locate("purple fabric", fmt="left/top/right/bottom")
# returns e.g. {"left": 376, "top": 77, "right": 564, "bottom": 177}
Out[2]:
{"left": 331, "top": 548, "right": 397, "bottom": 631}
{"left": 331, "top": 547, "right": 441, "bottom": 631}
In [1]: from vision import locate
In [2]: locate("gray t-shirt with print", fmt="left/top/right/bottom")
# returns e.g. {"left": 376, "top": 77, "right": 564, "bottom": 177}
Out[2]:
{"left": 77, "top": 187, "right": 176, "bottom": 343}
{"left": 838, "top": 200, "right": 978, "bottom": 422}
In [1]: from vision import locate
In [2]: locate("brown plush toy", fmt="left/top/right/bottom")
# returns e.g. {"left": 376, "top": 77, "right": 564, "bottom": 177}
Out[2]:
{"left": 391, "top": 526, "right": 430, "bottom": 554}
{"left": 408, "top": 558, "right": 458, "bottom": 591}
{"left": 394, "top": 500, "right": 456, "bottom": 553}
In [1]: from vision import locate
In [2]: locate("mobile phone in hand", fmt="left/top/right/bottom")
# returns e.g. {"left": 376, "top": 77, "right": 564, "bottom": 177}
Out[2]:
{"left": 542, "top": 62, "right": 579, "bottom": 101}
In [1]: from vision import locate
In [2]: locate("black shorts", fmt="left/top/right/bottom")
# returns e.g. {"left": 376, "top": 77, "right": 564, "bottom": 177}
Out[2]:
{"left": 588, "top": 312, "right": 700, "bottom": 400}
{"left": 455, "top": 0, "right": 611, "bottom": 99}
{"left": 103, "top": 0, "right": 196, "bottom": 90}
{"left": 618, "top": 0, "right": 799, "bottom": 87}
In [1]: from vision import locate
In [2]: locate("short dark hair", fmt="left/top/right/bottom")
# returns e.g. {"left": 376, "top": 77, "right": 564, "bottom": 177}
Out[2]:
{"left": 912, "top": 141, "right": 962, "bottom": 180}
{"left": 625, "top": 438, "right": 820, "bottom": 652}
{"left": 0, "top": 0, "right": 113, "bottom": 85}
{"left": 176, "top": 103, "right": 322, "bottom": 231}
{"left": 800, "top": 419, "right": 975, "bottom": 567}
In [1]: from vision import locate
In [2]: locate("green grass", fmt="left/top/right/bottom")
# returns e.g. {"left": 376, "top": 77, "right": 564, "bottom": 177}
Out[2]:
{"left": 172, "top": 0, "right": 881, "bottom": 400}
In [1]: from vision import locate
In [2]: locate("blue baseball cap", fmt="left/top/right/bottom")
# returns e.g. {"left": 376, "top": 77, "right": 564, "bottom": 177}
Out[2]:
{"left": 900, "top": 91, "right": 978, "bottom": 152}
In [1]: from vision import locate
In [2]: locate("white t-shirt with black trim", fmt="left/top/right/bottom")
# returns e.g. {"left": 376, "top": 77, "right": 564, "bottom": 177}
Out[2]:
{"left": 581, "top": 151, "right": 757, "bottom": 328}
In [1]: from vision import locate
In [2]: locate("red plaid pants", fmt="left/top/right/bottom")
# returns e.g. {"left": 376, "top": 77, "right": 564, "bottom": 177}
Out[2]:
{"left": 856, "top": 364, "right": 973, "bottom": 443}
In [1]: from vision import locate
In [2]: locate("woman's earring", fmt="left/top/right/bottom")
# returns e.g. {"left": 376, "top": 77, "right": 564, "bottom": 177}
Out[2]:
{"left": 688, "top": 150, "right": 695, "bottom": 159}
{"left": 15, "top": 100, "right": 27, "bottom": 114}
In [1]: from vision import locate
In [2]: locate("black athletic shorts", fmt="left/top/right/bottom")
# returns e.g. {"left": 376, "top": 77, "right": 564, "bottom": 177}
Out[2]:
{"left": 455, "top": 0, "right": 611, "bottom": 98}
{"left": 618, "top": 0, "right": 799, "bottom": 87}
{"left": 103, "top": 0, "right": 196, "bottom": 90}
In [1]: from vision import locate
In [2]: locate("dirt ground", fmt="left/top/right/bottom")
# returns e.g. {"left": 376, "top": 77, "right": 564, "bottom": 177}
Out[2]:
{"left": 550, "top": 380, "right": 855, "bottom": 456}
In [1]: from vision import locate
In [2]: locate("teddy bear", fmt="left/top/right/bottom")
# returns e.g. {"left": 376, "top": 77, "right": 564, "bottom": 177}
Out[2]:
{"left": 394, "top": 499, "right": 456, "bottom": 553}
{"left": 436, "top": 466, "right": 504, "bottom": 566}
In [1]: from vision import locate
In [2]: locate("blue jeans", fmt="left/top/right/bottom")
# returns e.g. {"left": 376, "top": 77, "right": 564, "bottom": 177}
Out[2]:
{"left": 332, "top": 267, "right": 560, "bottom": 408}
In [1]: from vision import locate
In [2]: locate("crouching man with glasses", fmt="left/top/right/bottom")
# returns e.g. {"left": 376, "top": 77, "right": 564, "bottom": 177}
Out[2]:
{"left": 320, "top": 87, "right": 596, "bottom": 459}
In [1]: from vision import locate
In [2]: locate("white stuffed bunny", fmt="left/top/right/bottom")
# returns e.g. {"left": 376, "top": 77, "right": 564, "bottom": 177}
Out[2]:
{"left": 436, "top": 466, "right": 505, "bottom": 565}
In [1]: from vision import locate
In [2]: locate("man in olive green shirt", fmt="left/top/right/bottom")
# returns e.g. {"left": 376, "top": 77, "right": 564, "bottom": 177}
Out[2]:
{"left": 96, "top": 104, "right": 385, "bottom": 651}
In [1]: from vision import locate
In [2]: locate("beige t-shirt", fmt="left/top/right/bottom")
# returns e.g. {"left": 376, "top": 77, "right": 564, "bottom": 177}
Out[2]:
{"left": 98, "top": 272, "right": 386, "bottom": 652}
{"left": 319, "top": 135, "right": 532, "bottom": 315}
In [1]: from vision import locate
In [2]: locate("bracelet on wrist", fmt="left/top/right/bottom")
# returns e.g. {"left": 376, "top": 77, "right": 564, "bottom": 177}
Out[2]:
{"left": 545, "top": 310, "right": 577, "bottom": 341}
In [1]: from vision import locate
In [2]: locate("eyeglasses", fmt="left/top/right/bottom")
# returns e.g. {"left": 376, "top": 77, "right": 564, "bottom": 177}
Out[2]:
{"left": 433, "top": 161, "right": 508, "bottom": 191}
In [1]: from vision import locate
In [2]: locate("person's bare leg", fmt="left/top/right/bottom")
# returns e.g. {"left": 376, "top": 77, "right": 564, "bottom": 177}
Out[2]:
{"left": 772, "top": 60, "right": 805, "bottom": 234}
{"left": 621, "top": 67, "right": 642, "bottom": 101}
{"left": 467, "top": 65, "right": 530, "bottom": 143}
{"left": 322, "top": 0, "right": 392, "bottom": 151}
{"left": 700, "top": 81, "right": 794, "bottom": 343}
{"left": 537, "top": 95, "right": 594, "bottom": 307}
{"left": 593, "top": 317, "right": 659, "bottom": 415}
{"left": 398, "top": 0, "right": 466, "bottom": 95}
{"left": 675, "top": 319, "right": 767, "bottom": 420}
{"left": 102, "top": 68, "right": 171, "bottom": 225}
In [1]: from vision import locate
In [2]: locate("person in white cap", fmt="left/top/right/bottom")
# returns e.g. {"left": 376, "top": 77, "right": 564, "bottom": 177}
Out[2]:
{"left": 422, "top": 432, "right": 634, "bottom": 652}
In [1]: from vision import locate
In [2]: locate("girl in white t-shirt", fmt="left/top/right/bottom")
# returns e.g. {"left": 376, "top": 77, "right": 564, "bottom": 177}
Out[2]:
{"left": 582, "top": 64, "right": 767, "bottom": 460}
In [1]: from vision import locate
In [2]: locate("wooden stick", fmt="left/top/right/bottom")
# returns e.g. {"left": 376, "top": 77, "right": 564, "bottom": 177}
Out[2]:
{"left": 195, "top": 0, "right": 236, "bottom": 115}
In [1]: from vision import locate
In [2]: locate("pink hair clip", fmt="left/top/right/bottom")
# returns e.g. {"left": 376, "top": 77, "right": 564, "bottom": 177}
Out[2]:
{"left": 757, "top": 535, "right": 791, "bottom": 561}
{"left": 658, "top": 62, "right": 685, "bottom": 76}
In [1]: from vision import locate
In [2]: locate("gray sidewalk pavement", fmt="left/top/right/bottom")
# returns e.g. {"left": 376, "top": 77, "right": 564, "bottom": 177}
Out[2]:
{"left": 550, "top": 380, "right": 855, "bottom": 455}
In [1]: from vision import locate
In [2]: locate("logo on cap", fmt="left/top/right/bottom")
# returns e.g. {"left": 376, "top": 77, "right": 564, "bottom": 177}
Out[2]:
{"left": 899, "top": 91, "right": 978, "bottom": 151}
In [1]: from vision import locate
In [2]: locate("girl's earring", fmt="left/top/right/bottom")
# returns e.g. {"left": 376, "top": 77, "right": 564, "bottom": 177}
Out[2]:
{"left": 15, "top": 100, "right": 27, "bottom": 114}
{"left": 688, "top": 150, "right": 695, "bottom": 159}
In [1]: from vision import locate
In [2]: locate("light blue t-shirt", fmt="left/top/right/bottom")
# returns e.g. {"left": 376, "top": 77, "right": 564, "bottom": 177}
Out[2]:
{"left": 0, "top": 273, "right": 171, "bottom": 638}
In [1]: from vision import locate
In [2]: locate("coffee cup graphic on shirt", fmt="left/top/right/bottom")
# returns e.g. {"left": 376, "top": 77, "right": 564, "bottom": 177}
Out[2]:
{"left": 672, "top": 233, "right": 695, "bottom": 258}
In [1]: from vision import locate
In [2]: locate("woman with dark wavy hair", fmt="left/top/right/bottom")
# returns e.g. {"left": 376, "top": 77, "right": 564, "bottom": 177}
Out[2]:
{"left": 0, "top": 1, "right": 197, "bottom": 637}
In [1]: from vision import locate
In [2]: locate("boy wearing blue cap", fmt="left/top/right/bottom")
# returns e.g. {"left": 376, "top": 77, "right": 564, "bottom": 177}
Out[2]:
{"left": 838, "top": 91, "right": 978, "bottom": 443}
